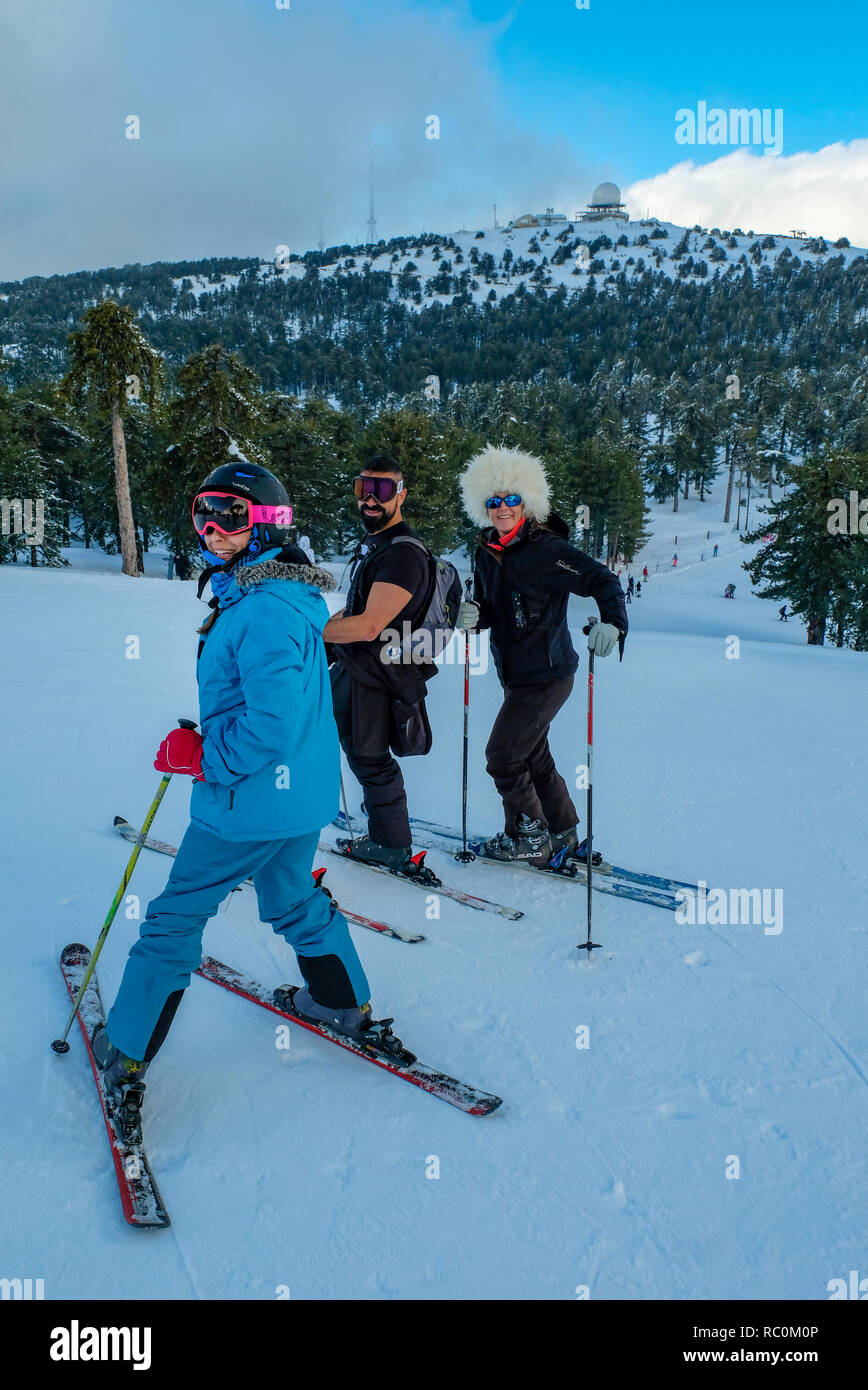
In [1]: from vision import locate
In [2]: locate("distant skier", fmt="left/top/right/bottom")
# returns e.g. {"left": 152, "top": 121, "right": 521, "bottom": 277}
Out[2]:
{"left": 635, "top": 580, "right": 642, "bottom": 598}
{"left": 642, "top": 565, "right": 648, "bottom": 581}
{"left": 91, "top": 460, "right": 396, "bottom": 1138}
{"left": 778, "top": 604, "right": 789, "bottom": 621}
{"left": 672, "top": 553, "right": 678, "bottom": 568}
{"left": 713, "top": 543, "right": 719, "bottom": 558}
{"left": 298, "top": 534, "right": 315, "bottom": 564}
{"left": 456, "top": 446, "right": 627, "bottom": 867}
{"left": 627, "top": 575, "right": 635, "bottom": 596}
{"left": 724, "top": 582, "right": 735, "bottom": 599}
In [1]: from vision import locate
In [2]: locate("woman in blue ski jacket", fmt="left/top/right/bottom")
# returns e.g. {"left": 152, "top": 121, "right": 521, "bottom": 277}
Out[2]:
{"left": 92, "top": 460, "right": 402, "bottom": 1138}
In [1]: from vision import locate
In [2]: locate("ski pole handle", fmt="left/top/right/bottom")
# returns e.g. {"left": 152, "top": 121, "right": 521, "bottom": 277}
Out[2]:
{"left": 51, "top": 718, "right": 197, "bottom": 1054}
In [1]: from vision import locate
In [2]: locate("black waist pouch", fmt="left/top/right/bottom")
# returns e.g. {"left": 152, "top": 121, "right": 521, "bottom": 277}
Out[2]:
{"left": 389, "top": 697, "right": 433, "bottom": 757}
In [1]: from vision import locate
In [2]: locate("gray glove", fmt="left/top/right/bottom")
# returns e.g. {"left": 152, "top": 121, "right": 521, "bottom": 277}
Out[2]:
{"left": 456, "top": 599, "right": 481, "bottom": 631}
{"left": 587, "top": 622, "right": 619, "bottom": 658}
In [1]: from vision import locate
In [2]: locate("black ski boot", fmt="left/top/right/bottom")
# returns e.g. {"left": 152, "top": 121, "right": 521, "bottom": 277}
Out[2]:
{"left": 335, "top": 834, "right": 442, "bottom": 887}
{"left": 274, "top": 985, "right": 416, "bottom": 1065}
{"left": 548, "top": 826, "right": 578, "bottom": 867}
{"left": 483, "top": 814, "right": 552, "bottom": 869}
{"left": 91, "top": 1024, "right": 148, "bottom": 1143}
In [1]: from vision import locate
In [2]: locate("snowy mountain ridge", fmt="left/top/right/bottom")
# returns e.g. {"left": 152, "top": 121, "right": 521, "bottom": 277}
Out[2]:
{"left": 244, "top": 217, "right": 867, "bottom": 311}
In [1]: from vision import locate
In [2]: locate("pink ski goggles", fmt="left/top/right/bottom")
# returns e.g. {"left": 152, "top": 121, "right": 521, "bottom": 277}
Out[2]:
{"left": 192, "top": 491, "right": 293, "bottom": 536}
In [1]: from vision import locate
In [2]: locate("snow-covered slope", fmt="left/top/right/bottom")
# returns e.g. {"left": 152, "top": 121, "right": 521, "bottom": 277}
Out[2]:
{"left": 250, "top": 219, "right": 866, "bottom": 313}
{"left": 2, "top": 492, "right": 866, "bottom": 1299}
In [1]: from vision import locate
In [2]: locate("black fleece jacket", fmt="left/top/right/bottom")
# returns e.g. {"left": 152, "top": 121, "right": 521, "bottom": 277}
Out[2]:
{"left": 472, "top": 514, "right": 628, "bottom": 686}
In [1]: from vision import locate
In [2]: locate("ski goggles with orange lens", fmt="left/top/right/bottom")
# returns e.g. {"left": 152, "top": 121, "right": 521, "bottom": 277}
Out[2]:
{"left": 352, "top": 475, "right": 403, "bottom": 503}
{"left": 192, "top": 491, "right": 293, "bottom": 536}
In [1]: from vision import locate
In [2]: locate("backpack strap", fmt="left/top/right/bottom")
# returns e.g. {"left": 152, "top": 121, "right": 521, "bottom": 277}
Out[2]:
{"left": 374, "top": 535, "right": 437, "bottom": 613}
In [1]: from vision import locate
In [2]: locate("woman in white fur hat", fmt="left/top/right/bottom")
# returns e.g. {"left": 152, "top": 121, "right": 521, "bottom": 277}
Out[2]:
{"left": 457, "top": 445, "right": 627, "bottom": 867}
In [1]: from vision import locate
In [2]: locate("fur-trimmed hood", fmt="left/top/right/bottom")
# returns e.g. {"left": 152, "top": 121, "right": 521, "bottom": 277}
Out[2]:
{"left": 459, "top": 445, "right": 552, "bottom": 528}
{"left": 236, "top": 557, "right": 336, "bottom": 593}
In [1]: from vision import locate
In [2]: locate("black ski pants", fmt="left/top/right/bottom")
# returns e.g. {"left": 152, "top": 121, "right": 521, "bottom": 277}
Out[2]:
{"left": 331, "top": 665, "right": 411, "bottom": 849}
{"left": 485, "top": 676, "right": 579, "bottom": 836}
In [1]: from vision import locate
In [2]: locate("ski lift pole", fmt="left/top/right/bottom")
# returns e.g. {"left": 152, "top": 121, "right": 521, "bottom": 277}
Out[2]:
{"left": 578, "top": 622, "right": 601, "bottom": 957}
{"left": 51, "top": 718, "right": 197, "bottom": 1053}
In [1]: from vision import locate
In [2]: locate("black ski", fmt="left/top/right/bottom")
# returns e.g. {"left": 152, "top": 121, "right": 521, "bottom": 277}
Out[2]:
{"left": 334, "top": 811, "right": 684, "bottom": 912}
{"left": 58, "top": 943, "right": 170, "bottom": 1229}
{"left": 195, "top": 956, "right": 503, "bottom": 1116}
{"left": 112, "top": 816, "right": 425, "bottom": 942}
{"left": 322, "top": 841, "right": 524, "bottom": 920}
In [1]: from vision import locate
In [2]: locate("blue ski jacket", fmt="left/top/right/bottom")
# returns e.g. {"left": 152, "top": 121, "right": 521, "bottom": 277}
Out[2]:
{"left": 190, "top": 553, "right": 339, "bottom": 841}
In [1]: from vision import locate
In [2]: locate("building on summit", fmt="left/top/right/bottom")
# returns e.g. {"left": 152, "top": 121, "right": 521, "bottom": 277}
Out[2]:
{"left": 577, "top": 182, "right": 629, "bottom": 222}
{"left": 508, "top": 207, "right": 570, "bottom": 230}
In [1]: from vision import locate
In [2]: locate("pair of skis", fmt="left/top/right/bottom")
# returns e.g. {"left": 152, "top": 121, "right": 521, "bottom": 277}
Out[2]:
{"left": 113, "top": 814, "right": 523, "bottom": 927}
{"left": 59, "top": 943, "right": 503, "bottom": 1230}
{"left": 335, "top": 812, "right": 699, "bottom": 913}
{"left": 113, "top": 816, "right": 427, "bottom": 942}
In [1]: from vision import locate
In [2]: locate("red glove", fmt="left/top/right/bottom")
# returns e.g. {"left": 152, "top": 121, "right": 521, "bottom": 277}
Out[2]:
{"left": 154, "top": 727, "right": 205, "bottom": 780}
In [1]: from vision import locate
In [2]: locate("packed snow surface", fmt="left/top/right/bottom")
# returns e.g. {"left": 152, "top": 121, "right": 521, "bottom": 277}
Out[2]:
{"left": 2, "top": 493, "right": 866, "bottom": 1299}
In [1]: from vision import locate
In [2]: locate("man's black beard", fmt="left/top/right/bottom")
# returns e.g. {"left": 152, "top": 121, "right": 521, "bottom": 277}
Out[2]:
{"left": 360, "top": 504, "right": 392, "bottom": 534}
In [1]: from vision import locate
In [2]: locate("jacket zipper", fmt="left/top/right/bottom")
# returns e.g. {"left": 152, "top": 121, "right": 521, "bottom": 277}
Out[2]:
{"left": 229, "top": 790, "right": 235, "bottom": 809}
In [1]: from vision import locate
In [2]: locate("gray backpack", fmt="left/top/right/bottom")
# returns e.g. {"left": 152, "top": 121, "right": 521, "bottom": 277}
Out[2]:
{"left": 383, "top": 536, "right": 463, "bottom": 663}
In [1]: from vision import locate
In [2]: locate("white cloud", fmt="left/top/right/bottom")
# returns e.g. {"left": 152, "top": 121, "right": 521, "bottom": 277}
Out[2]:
{"left": 626, "top": 141, "right": 868, "bottom": 246}
{"left": 0, "top": 0, "right": 588, "bottom": 279}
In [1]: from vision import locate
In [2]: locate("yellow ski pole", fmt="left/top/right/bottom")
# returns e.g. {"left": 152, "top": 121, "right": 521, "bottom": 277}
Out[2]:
{"left": 51, "top": 718, "right": 197, "bottom": 1054}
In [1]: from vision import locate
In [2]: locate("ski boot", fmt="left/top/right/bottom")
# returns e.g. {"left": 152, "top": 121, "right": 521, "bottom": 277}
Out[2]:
{"left": 483, "top": 814, "right": 552, "bottom": 869}
{"left": 91, "top": 1024, "right": 148, "bottom": 1143}
{"left": 548, "top": 826, "right": 578, "bottom": 869}
{"left": 335, "top": 834, "right": 442, "bottom": 887}
{"left": 274, "top": 985, "right": 416, "bottom": 1066}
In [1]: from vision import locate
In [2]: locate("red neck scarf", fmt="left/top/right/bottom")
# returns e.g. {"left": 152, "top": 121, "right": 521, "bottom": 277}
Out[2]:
{"left": 486, "top": 517, "right": 527, "bottom": 552}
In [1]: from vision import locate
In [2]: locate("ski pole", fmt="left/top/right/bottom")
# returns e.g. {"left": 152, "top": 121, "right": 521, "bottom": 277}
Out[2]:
{"left": 578, "top": 623, "right": 601, "bottom": 957}
{"left": 455, "top": 578, "right": 476, "bottom": 865}
{"left": 51, "top": 718, "right": 197, "bottom": 1054}
{"left": 340, "top": 769, "right": 355, "bottom": 846}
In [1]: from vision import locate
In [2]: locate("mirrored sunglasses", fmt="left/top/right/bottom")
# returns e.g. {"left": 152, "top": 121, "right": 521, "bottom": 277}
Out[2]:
{"left": 485, "top": 493, "right": 522, "bottom": 510}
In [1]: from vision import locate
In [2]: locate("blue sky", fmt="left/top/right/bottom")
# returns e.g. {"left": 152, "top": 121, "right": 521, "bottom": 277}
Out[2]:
{"left": 0, "top": 0, "right": 865, "bottom": 279}
{"left": 432, "top": 0, "right": 867, "bottom": 179}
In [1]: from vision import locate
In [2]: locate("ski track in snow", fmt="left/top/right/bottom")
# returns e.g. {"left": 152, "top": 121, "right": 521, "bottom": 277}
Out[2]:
{"left": 3, "top": 488, "right": 867, "bottom": 1298}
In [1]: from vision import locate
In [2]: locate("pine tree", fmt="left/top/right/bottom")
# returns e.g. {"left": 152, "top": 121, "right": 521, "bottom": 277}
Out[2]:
{"left": 358, "top": 405, "right": 468, "bottom": 553}
{"left": 0, "top": 385, "right": 66, "bottom": 565}
{"left": 149, "top": 344, "right": 266, "bottom": 560}
{"left": 743, "top": 454, "right": 868, "bottom": 646}
{"left": 260, "top": 394, "right": 357, "bottom": 555}
{"left": 1, "top": 388, "right": 84, "bottom": 562}
{"left": 62, "top": 302, "right": 163, "bottom": 576}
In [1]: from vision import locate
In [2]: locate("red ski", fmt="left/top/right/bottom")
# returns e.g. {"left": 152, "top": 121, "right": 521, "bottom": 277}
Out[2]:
{"left": 195, "top": 956, "right": 503, "bottom": 1116}
{"left": 58, "top": 943, "right": 170, "bottom": 1228}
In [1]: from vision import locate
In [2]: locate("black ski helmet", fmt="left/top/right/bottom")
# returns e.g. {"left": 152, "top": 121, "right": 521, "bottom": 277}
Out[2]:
{"left": 194, "top": 458, "right": 293, "bottom": 555}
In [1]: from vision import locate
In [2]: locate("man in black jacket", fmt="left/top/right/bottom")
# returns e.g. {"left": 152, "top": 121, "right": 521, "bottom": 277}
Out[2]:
{"left": 457, "top": 445, "right": 627, "bottom": 867}
{"left": 324, "top": 455, "right": 439, "bottom": 882}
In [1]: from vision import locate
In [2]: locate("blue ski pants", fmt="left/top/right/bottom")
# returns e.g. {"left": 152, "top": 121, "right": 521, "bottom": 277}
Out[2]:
{"left": 106, "top": 823, "right": 370, "bottom": 1061}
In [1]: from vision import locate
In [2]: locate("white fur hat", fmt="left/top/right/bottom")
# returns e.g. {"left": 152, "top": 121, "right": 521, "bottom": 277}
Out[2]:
{"left": 459, "top": 445, "right": 552, "bottom": 528}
